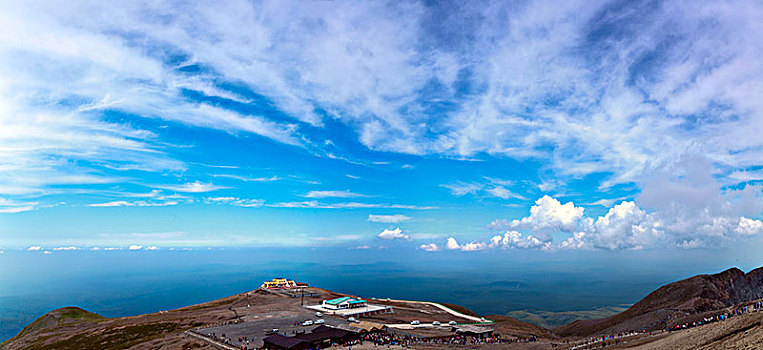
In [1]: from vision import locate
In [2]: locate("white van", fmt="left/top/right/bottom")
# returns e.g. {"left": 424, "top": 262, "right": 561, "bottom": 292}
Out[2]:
{"left": 410, "top": 320, "right": 420, "bottom": 325}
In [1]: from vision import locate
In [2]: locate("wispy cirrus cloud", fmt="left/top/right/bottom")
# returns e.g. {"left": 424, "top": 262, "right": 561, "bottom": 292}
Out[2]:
{"left": 1, "top": 0, "right": 761, "bottom": 193}
{"left": 152, "top": 181, "right": 228, "bottom": 193}
{"left": 0, "top": 198, "right": 38, "bottom": 213}
{"left": 204, "top": 197, "right": 264, "bottom": 207}
{"left": 87, "top": 200, "right": 180, "bottom": 207}
{"left": 267, "top": 201, "right": 436, "bottom": 210}
{"left": 211, "top": 174, "right": 280, "bottom": 182}
{"left": 367, "top": 214, "right": 411, "bottom": 223}
{"left": 441, "top": 178, "right": 527, "bottom": 200}
{"left": 303, "top": 190, "right": 368, "bottom": 198}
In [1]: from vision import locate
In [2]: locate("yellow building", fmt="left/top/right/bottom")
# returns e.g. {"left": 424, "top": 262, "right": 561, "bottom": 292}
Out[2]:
{"left": 260, "top": 278, "right": 298, "bottom": 289}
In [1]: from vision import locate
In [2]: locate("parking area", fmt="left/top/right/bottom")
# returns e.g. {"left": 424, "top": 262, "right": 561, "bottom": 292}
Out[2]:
{"left": 192, "top": 312, "right": 355, "bottom": 349}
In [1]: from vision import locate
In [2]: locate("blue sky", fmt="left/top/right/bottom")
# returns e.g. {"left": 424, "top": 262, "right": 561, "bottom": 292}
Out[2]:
{"left": 1, "top": 0, "right": 762, "bottom": 253}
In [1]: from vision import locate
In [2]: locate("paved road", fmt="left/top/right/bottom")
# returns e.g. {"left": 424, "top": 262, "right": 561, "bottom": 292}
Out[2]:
{"left": 379, "top": 298, "right": 488, "bottom": 323}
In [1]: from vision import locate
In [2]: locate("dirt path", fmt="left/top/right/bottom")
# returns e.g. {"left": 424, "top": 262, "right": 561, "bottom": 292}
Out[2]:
{"left": 185, "top": 331, "right": 241, "bottom": 350}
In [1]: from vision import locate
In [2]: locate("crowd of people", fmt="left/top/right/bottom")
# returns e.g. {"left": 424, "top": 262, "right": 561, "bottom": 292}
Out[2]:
{"left": 347, "top": 330, "right": 535, "bottom": 347}
{"left": 566, "top": 300, "right": 763, "bottom": 349}
{"left": 666, "top": 300, "right": 762, "bottom": 332}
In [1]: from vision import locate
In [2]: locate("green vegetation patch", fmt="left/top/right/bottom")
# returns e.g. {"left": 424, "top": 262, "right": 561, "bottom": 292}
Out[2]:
{"left": 1, "top": 307, "right": 104, "bottom": 347}
{"left": 30, "top": 322, "right": 182, "bottom": 350}
{"left": 507, "top": 306, "right": 629, "bottom": 329}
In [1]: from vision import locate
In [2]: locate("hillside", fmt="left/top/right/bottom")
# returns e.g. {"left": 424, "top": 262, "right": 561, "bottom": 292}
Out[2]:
{"left": 0, "top": 287, "right": 548, "bottom": 350}
{"left": 554, "top": 267, "right": 763, "bottom": 337}
{"left": 0, "top": 307, "right": 103, "bottom": 348}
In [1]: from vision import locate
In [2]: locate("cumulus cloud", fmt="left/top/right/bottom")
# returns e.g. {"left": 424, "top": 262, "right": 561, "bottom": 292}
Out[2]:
{"left": 559, "top": 201, "right": 663, "bottom": 250}
{"left": 460, "top": 241, "right": 488, "bottom": 251}
{"left": 146, "top": 246, "right": 159, "bottom": 251}
{"left": 446, "top": 237, "right": 460, "bottom": 250}
{"left": 480, "top": 158, "right": 763, "bottom": 251}
{"left": 419, "top": 243, "right": 440, "bottom": 252}
{"left": 377, "top": 228, "right": 410, "bottom": 240}
{"left": 490, "top": 231, "right": 551, "bottom": 250}
{"left": 736, "top": 217, "right": 763, "bottom": 236}
{"left": 367, "top": 214, "right": 411, "bottom": 223}
{"left": 508, "top": 195, "right": 584, "bottom": 240}
{"left": 492, "top": 180, "right": 761, "bottom": 250}
{"left": 52, "top": 246, "right": 79, "bottom": 251}
{"left": 27, "top": 245, "right": 43, "bottom": 251}
{"left": 0, "top": 0, "right": 761, "bottom": 251}
{"left": 128, "top": 245, "right": 143, "bottom": 250}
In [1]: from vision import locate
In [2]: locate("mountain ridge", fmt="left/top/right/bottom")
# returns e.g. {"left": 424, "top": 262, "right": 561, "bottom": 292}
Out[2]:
{"left": 553, "top": 266, "right": 763, "bottom": 337}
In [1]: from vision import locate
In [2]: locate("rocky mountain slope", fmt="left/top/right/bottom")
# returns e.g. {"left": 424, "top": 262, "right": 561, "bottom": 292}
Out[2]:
{"left": 554, "top": 267, "right": 763, "bottom": 337}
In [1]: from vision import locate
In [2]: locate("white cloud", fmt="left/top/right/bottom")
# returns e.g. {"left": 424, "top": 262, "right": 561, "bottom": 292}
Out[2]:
{"left": 442, "top": 178, "right": 527, "bottom": 200}
{"left": 349, "top": 245, "right": 370, "bottom": 250}
{"left": 0, "top": 198, "right": 39, "bottom": 213}
{"left": 736, "top": 217, "right": 763, "bottom": 236}
{"left": 88, "top": 200, "right": 180, "bottom": 207}
{"left": 27, "top": 245, "right": 43, "bottom": 251}
{"left": 104, "top": 247, "right": 122, "bottom": 251}
{"left": 304, "top": 190, "right": 367, "bottom": 198}
{"left": 204, "top": 197, "right": 264, "bottom": 207}
{"left": 489, "top": 231, "right": 551, "bottom": 250}
{"left": 509, "top": 195, "right": 584, "bottom": 239}
{"left": 128, "top": 245, "right": 143, "bottom": 250}
{"left": 52, "top": 246, "right": 79, "bottom": 251}
{"left": 491, "top": 171, "right": 762, "bottom": 251}
{"left": 0, "top": 0, "right": 761, "bottom": 237}
{"left": 460, "top": 241, "right": 488, "bottom": 251}
{"left": 485, "top": 186, "right": 526, "bottom": 200}
{"left": 376, "top": 228, "right": 410, "bottom": 240}
{"left": 146, "top": 245, "right": 159, "bottom": 251}
{"left": 419, "top": 243, "right": 440, "bottom": 252}
{"left": 153, "top": 181, "right": 228, "bottom": 193}
{"left": 211, "top": 174, "right": 280, "bottom": 182}
{"left": 367, "top": 214, "right": 411, "bottom": 223}
{"left": 441, "top": 182, "right": 482, "bottom": 196}
{"left": 446, "top": 237, "right": 460, "bottom": 250}
{"left": 43, "top": 251, "right": 52, "bottom": 255}
{"left": 268, "top": 201, "right": 436, "bottom": 210}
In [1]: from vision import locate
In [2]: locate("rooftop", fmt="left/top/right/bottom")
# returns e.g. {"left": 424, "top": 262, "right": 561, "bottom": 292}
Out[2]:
{"left": 325, "top": 297, "right": 359, "bottom": 305}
